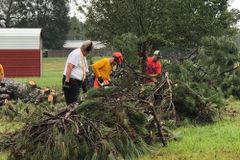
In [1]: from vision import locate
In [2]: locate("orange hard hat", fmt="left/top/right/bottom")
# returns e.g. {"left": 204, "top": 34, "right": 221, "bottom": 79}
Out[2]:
{"left": 113, "top": 52, "right": 123, "bottom": 64}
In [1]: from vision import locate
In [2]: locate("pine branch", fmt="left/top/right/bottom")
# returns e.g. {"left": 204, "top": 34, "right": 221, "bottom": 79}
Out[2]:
{"left": 219, "top": 65, "right": 240, "bottom": 76}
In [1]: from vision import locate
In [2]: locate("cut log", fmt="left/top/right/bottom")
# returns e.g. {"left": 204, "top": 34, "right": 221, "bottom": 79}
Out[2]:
{"left": 0, "top": 79, "right": 62, "bottom": 105}
{"left": 27, "top": 80, "right": 37, "bottom": 88}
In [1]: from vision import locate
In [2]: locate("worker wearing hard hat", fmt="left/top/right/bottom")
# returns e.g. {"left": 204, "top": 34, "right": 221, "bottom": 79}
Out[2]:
{"left": 145, "top": 50, "right": 162, "bottom": 84}
{"left": 92, "top": 52, "right": 123, "bottom": 89}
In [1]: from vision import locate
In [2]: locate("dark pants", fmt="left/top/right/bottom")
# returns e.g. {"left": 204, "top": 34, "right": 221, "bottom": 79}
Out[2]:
{"left": 62, "top": 76, "right": 82, "bottom": 105}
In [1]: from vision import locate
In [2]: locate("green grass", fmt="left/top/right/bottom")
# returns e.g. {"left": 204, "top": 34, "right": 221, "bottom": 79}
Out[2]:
{"left": 140, "top": 119, "right": 240, "bottom": 160}
{"left": 0, "top": 119, "right": 23, "bottom": 133}
{"left": 14, "top": 57, "right": 67, "bottom": 89}
{"left": 0, "top": 152, "right": 8, "bottom": 160}
{"left": 140, "top": 99, "right": 240, "bottom": 160}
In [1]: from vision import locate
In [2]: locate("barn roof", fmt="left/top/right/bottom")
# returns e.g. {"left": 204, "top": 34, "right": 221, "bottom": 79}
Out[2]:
{"left": 0, "top": 28, "right": 42, "bottom": 49}
{"left": 63, "top": 40, "right": 106, "bottom": 50}
{"left": 0, "top": 28, "right": 42, "bottom": 37}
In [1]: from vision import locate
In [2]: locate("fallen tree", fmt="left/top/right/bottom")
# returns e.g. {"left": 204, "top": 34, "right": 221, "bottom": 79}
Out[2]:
{"left": 0, "top": 66, "right": 178, "bottom": 160}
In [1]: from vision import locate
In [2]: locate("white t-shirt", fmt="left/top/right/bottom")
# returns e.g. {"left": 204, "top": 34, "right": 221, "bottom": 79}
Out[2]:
{"left": 63, "top": 48, "right": 89, "bottom": 81}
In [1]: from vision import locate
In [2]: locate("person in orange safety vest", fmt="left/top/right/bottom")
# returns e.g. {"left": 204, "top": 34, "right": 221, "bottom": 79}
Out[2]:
{"left": 92, "top": 52, "right": 123, "bottom": 89}
{"left": 145, "top": 50, "right": 162, "bottom": 84}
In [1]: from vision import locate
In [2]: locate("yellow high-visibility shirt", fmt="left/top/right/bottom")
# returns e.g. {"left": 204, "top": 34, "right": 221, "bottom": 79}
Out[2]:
{"left": 0, "top": 64, "right": 4, "bottom": 79}
{"left": 92, "top": 58, "right": 112, "bottom": 80}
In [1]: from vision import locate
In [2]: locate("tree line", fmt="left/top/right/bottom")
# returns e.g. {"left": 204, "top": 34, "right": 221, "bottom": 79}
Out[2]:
{"left": 1, "top": 0, "right": 239, "bottom": 50}
{"left": 0, "top": 0, "right": 82, "bottom": 49}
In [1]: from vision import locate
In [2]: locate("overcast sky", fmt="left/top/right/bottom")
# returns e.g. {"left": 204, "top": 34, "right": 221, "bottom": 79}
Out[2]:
{"left": 69, "top": 0, "right": 87, "bottom": 22}
{"left": 230, "top": 0, "right": 240, "bottom": 9}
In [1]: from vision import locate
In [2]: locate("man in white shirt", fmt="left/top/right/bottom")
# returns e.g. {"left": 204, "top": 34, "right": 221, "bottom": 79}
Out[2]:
{"left": 62, "top": 40, "right": 93, "bottom": 105}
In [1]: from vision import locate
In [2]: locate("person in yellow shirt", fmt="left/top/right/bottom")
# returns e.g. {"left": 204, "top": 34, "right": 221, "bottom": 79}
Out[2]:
{"left": 92, "top": 52, "right": 123, "bottom": 89}
{"left": 0, "top": 64, "right": 4, "bottom": 81}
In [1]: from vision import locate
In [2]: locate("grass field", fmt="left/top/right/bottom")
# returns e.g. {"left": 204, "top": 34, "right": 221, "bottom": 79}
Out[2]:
{"left": 141, "top": 119, "right": 240, "bottom": 160}
{"left": 3, "top": 58, "right": 240, "bottom": 160}
{"left": 14, "top": 57, "right": 67, "bottom": 89}
{"left": 140, "top": 99, "right": 240, "bottom": 160}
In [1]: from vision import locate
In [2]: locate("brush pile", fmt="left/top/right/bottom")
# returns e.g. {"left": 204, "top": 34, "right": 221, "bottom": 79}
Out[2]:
{"left": 0, "top": 79, "right": 61, "bottom": 106}
{"left": 0, "top": 67, "right": 178, "bottom": 160}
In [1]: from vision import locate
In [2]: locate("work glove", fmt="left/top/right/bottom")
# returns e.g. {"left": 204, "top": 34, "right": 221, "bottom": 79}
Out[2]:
{"left": 98, "top": 77, "right": 104, "bottom": 83}
{"left": 62, "top": 81, "right": 70, "bottom": 90}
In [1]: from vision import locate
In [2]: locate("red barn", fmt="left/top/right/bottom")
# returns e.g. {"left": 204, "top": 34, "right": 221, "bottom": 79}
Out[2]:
{"left": 0, "top": 28, "right": 42, "bottom": 77}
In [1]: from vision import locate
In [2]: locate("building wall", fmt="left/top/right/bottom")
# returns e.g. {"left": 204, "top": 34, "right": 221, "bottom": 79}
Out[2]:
{"left": 47, "top": 49, "right": 72, "bottom": 57}
{"left": 0, "top": 29, "right": 42, "bottom": 77}
{"left": 0, "top": 49, "right": 41, "bottom": 77}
